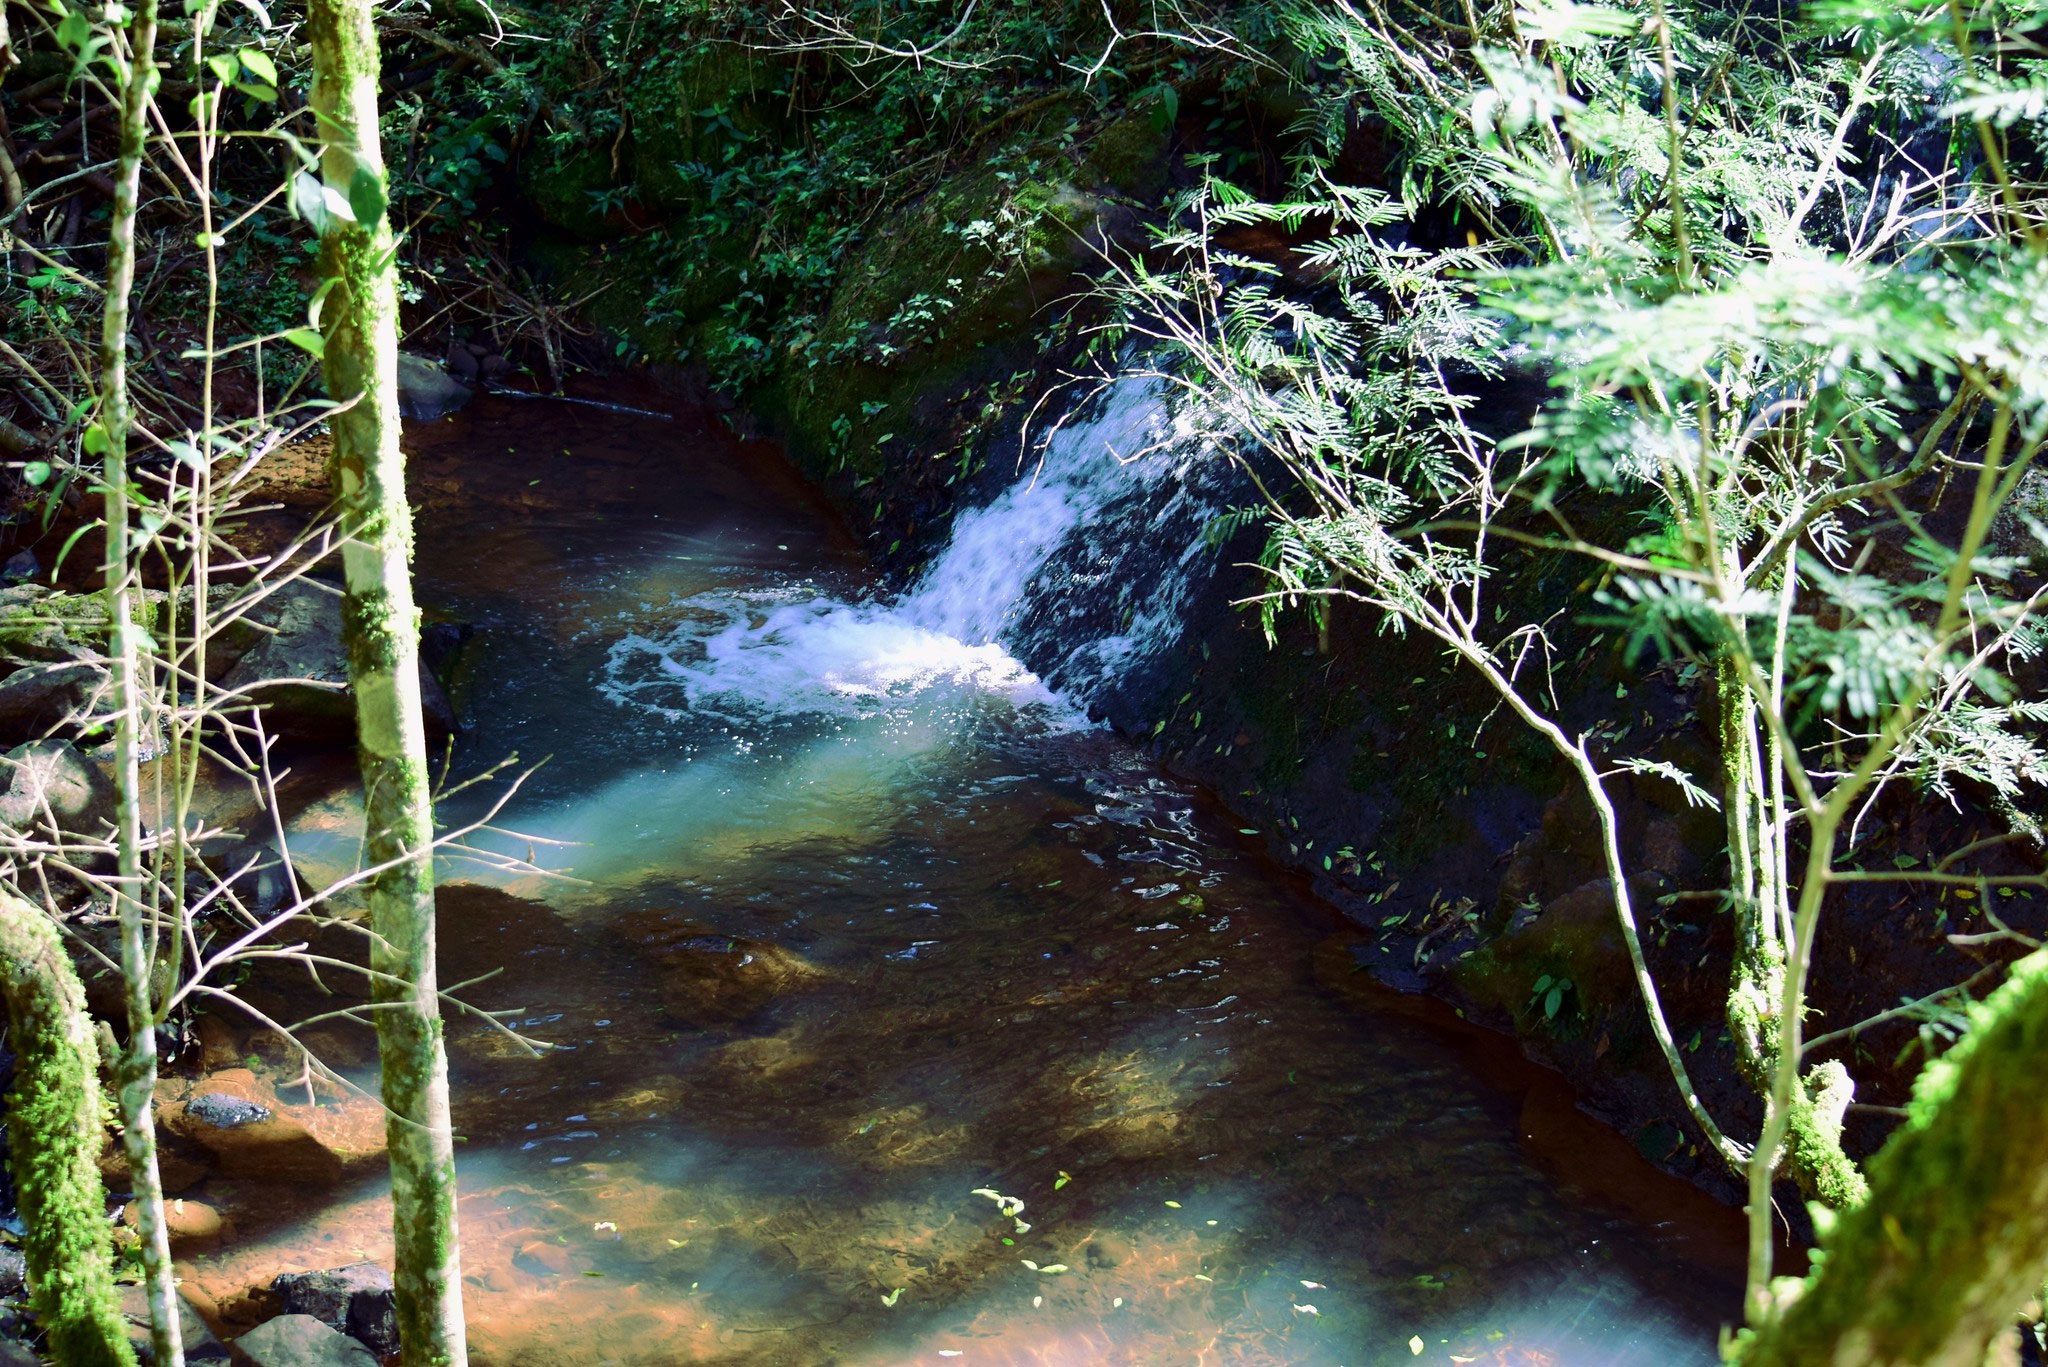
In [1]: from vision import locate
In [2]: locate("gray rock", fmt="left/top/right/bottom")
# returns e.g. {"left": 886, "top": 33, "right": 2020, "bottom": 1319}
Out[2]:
{"left": 1, "top": 551, "right": 39, "bottom": 584}
{"left": 229, "top": 1315, "right": 376, "bottom": 1367}
{"left": 186, "top": 1092, "right": 273, "bottom": 1130}
{"left": 271, "top": 1264, "right": 397, "bottom": 1358}
{"left": 0, "top": 660, "right": 109, "bottom": 744}
{"left": 0, "top": 1246, "right": 25, "bottom": 1298}
{"left": 396, "top": 352, "right": 473, "bottom": 422}
{"left": 120, "top": 1282, "right": 231, "bottom": 1362}
{"left": 0, "top": 739, "right": 116, "bottom": 839}
{"left": 219, "top": 581, "right": 457, "bottom": 743}
{"left": 0, "top": 1338, "right": 36, "bottom": 1367}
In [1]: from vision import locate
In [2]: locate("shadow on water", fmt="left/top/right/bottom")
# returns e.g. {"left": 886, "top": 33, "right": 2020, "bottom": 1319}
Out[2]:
{"left": 191, "top": 388, "right": 1747, "bottom": 1366}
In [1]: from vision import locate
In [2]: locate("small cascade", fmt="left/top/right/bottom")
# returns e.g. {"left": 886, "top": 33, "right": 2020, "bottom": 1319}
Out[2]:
{"left": 602, "top": 374, "right": 1241, "bottom": 725}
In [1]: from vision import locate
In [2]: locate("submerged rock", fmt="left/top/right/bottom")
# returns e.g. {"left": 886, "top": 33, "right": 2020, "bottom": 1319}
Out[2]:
{"left": 229, "top": 1314, "right": 376, "bottom": 1367}
{"left": 119, "top": 1195, "right": 225, "bottom": 1254}
{"left": 623, "top": 913, "right": 825, "bottom": 1023}
{"left": 271, "top": 1264, "right": 398, "bottom": 1359}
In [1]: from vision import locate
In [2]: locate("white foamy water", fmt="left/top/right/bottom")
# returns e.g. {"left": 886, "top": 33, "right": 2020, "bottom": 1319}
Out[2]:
{"left": 602, "top": 375, "right": 1237, "bottom": 726}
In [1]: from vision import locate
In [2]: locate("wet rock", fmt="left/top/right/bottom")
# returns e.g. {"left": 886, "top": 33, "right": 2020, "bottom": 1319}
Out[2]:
{"left": 271, "top": 1264, "right": 398, "bottom": 1358}
{"left": 229, "top": 1314, "right": 376, "bottom": 1367}
{"left": 443, "top": 341, "right": 481, "bottom": 382}
{"left": 1, "top": 550, "right": 39, "bottom": 585}
{"left": 219, "top": 580, "right": 457, "bottom": 742}
{"left": 102, "top": 1135, "right": 213, "bottom": 1198}
{"left": 121, "top": 1282, "right": 231, "bottom": 1362}
{"left": 166, "top": 1073, "right": 382, "bottom": 1185}
{"left": 0, "top": 660, "right": 107, "bottom": 743}
{"left": 396, "top": 352, "right": 473, "bottom": 422}
{"left": 0, "top": 1246, "right": 25, "bottom": 1298}
{"left": 187, "top": 1092, "right": 273, "bottom": 1129}
{"left": 0, "top": 1338, "right": 33, "bottom": 1367}
{"left": 0, "top": 738, "right": 116, "bottom": 839}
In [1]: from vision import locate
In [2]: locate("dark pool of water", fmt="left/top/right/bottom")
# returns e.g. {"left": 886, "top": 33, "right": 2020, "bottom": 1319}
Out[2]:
{"left": 194, "top": 392, "right": 1744, "bottom": 1366}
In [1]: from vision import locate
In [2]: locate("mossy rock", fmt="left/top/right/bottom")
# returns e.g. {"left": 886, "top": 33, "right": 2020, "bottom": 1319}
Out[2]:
{"left": 778, "top": 152, "right": 1118, "bottom": 480}
{"left": 1083, "top": 98, "right": 1175, "bottom": 203}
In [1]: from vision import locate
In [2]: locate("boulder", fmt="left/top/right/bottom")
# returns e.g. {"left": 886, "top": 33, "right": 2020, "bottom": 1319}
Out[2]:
{"left": 0, "top": 738, "right": 116, "bottom": 839}
{"left": 0, "top": 584, "right": 108, "bottom": 664}
{"left": 0, "top": 660, "right": 109, "bottom": 743}
{"left": 120, "top": 1282, "right": 231, "bottom": 1362}
{"left": 395, "top": 352, "right": 473, "bottom": 422}
{"left": 229, "top": 1315, "right": 376, "bottom": 1367}
{"left": 218, "top": 581, "right": 456, "bottom": 743}
{"left": 271, "top": 1264, "right": 397, "bottom": 1358}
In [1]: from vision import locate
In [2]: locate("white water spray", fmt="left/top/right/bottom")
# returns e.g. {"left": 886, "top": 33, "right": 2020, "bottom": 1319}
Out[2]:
{"left": 603, "top": 375, "right": 1236, "bottom": 726}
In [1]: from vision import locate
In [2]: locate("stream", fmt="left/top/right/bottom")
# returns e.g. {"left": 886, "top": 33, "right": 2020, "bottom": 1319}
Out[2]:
{"left": 190, "top": 386, "right": 1745, "bottom": 1365}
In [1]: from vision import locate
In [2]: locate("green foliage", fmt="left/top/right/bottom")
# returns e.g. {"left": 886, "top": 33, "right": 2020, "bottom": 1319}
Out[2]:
{"left": 1093, "top": 0, "right": 2048, "bottom": 1330}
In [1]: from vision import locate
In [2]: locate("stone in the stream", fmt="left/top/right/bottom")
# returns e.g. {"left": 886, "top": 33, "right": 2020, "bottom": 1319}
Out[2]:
{"left": 229, "top": 1314, "right": 376, "bottom": 1367}
{"left": 166, "top": 1075, "right": 383, "bottom": 1185}
{"left": 121, "top": 1282, "right": 231, "bottom": 1362}
{"left": 121, "top": 1196, "right": 225, "bottom": 1254}
{"left": 187, "top": 1092, "right": 273, "bottom": 1129}
{"left": 0, "top": 738, "right": 116, "bottom": 839}
{"left": 396, "top": 351, "right": 474, "bottom": 422}
{"left": 218, "top": 580, "right": 457, "bottom": 742}
{"left": 624, "top": 913, "right": 825, "bottom": 1023}
{"left": 271, "top": 1263, "right": 399, "bottom": 1358}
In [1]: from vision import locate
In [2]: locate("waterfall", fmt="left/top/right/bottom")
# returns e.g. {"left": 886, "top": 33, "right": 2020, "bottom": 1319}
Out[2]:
{"left": 601, "top": 374, "right": 1240, "bottom": 726}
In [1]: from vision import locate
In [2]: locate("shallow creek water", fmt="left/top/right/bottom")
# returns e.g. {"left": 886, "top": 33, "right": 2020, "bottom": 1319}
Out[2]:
{"left": 192, "top": 392, "right": 1744, "bottom": 1365}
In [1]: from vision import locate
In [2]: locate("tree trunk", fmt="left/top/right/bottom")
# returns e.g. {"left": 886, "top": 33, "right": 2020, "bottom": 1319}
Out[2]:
{"left": 97, "top": 1, "right": 182, "bottom": 1361}
{"left": 0, "top": 889, "right": 138, "bottom": 1367}
{"left": 305, "top": 3, "right": 468, "bottom": 1362}
{"left": 1738, "top": 947, "right": 2048, "bottom": 1366}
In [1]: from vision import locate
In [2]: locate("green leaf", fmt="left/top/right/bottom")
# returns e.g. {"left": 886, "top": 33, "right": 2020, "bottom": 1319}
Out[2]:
{"left": 348, "top": 166, "right": 387, "bottom": 227}
{"left": 233, "top": 80, "right": 279, "bottom": 102}
{"left": 206, "top": 51, "right": 239, "bottom": 84}
{"left": 281, "top": 328, "right": 325, "bottom": 357}
{"left": 237, "top": 46, "right": 277, "bottom": 85}
{"left": 21, "top": 462, "right": 52, "bottom": 487}
{"left": 1544, "top": 985, "right": 1564, "bottom": 1019}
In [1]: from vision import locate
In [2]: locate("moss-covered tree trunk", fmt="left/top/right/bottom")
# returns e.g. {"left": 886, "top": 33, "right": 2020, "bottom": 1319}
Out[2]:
{"left": 0, "top": 889, "right": 138, "bottom": 1367}
{"left": 96, "top": 2, "right": 183, "bottom": 1361}
{"left": 305, "top": 3, "right": 468, "bottom": 1362}
{"left": 1738, "top": 947, "right": 2048, "bottom": 1366}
